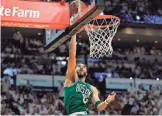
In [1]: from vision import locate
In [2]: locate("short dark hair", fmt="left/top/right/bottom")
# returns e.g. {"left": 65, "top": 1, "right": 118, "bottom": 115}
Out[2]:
{"left": 76, "top": 62, "right": 86, "bottom": 67}
{"left": 76, "top": 61, "right": 85, "bottom": 65}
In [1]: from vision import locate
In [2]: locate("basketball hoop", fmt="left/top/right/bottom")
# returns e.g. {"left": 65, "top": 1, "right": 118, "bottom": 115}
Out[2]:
{"left": 84, "top": 15, "right": 120, "bottom": 58}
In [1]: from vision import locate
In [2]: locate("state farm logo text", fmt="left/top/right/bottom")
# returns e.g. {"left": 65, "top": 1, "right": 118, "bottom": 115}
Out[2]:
{"left": 0, "top": 6, "right": 40, "bottom": 18}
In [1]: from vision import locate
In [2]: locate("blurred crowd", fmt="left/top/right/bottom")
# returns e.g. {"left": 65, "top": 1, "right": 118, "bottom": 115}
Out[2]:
{"left": 108, "top": 84, "right": 162, "bottom": 115}
{"left": 1, "top": 76, "right": 162, "bottom": 115}
{"left": 1, "top": 30, "right": 162, "bottom": 115}
{"left": 1, "top": 84, "right": 65, "bottom": 115}
{"left": 2, "top": 31, "right": 44, "bottom": 55}
{"left": 105, "top": 0, "right": 162, "bottom": 16}
{"left": 104, "top": 0, "right": 162, "bottom": 24}
{"left": 1, "top": 31, "right": 162, "bottom": 80}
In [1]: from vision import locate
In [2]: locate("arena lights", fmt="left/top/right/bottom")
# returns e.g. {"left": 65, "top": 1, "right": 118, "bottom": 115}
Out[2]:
{"left": 78, "top": 42, "right": 82, "bottom": 45}
{"left": 121, "top": 13, "right": 162, "bottom": 24}
{"left": 136, "top": 15, "right": 141, "bottom": 20}
{"left": 155, "top": 41, "right": 158, "bottom": 44}
{"left": 60, "top": 61, "right": 67, "bottom": 65}
{"left": 56, "top": 57, "right": 66, "bottom": 60}
{"left": 100, "top": 12, "right": 104, "bottom": 15}
{"left": 38, "top": 33, "right": 41, "bottom": 35}
{"left": 130, "top": 77, "right": 133, "bottom": 80}
{"left": 156, "top": 78, "right": 159, "bottom": 81}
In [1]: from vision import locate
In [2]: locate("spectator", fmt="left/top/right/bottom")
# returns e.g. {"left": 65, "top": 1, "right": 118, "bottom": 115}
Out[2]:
{"left": 131, "top": 102, "right": 139, "bottom": 114}
{"left": 2, "top": 74, "right": 10, "bottom": 94}
{"left": 58, "top": 82, "right": 64, "bottom": 100}
{"left": 24, "top": 84, "right": 32, "bottom": 94}
{"left": 127, "top": 83, "right": 136, "bottom": 95}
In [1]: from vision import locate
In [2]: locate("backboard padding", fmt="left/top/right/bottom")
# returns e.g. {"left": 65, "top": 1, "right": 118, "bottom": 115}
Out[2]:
{"left": 44, "top": 0, "right": 105, "bottom": 52}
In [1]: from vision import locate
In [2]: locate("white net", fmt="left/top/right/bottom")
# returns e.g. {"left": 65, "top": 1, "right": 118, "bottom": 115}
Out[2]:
{"left": 85, "top": 15, "right": 120, "bottom": 58}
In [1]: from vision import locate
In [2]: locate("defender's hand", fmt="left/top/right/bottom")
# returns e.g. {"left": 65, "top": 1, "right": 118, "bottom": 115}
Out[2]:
{"left": 106, "top": 92, "right": 116, "bottom": 103}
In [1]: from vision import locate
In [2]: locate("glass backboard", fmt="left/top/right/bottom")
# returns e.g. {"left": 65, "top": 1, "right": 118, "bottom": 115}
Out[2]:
{"left": 44, "top": 0, "right": 105, "bottom": 52}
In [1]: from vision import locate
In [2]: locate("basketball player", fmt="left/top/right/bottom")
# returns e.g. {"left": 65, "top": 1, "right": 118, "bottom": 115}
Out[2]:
{"left": 64, "top": 34, "right": 116, "bottom": 115}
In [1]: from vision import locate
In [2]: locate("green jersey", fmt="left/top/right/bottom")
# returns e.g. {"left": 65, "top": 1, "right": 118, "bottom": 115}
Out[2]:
{"left": 64, "top": 80, "right": 92, "bottom": 115}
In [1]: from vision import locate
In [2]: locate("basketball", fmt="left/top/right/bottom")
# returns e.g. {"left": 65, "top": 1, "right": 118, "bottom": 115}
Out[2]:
{"left": 70, "top": 0, "right": 88, "bottom": 16}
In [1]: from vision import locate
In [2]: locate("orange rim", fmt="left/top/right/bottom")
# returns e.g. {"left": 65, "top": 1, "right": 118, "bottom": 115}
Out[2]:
{"left": 77, "top": 15, "right": 120, "bottom": 33}
{"left": 85, "top": 15, "right": 120, "bottom": 29}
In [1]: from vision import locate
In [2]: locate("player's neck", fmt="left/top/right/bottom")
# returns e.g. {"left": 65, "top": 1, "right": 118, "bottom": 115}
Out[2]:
{"left": 80, "top": 77, "right": 86, "bottom": 82}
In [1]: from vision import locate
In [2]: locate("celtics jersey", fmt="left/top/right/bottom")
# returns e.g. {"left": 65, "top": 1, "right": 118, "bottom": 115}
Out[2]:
{"left": 64, "top": 80, "right": 92, "bottom": 115}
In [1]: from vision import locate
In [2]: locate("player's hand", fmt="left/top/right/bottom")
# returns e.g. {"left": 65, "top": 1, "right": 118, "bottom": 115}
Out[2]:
{"left": 106, "top": 92, "right": 116, "bottom": 103}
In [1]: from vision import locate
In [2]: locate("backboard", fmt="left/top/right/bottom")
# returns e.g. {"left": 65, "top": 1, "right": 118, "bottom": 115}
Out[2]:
{"left": 44, "top": 0, "right": 105, "bottom": 52}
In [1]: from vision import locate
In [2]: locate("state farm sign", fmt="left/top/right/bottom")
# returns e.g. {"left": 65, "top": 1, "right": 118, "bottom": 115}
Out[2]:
{"left": 0, "top": 6, "right": 40, "bottom": 18}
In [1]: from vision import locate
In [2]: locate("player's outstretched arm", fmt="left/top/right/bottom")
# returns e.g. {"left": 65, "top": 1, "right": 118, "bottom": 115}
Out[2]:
{"left": 91, "top": 86, "right": 116, "bottom": 111}
{"left": 64, "top": 34, "right": 77, "bottom": 87}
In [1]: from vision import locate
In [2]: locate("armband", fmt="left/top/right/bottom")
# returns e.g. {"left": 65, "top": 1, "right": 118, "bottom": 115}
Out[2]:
{"left": 95, "top": 100, "right": 102, "bottom": 109}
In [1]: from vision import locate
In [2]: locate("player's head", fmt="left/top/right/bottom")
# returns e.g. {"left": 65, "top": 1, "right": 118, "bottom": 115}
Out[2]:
{"left": 76, "top": 63, "right": 87, "bottom": 79}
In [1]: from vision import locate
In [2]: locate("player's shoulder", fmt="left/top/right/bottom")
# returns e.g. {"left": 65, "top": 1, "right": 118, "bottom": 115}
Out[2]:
{"left": 64, "top": 78, "right": 73, "bottom": 87}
